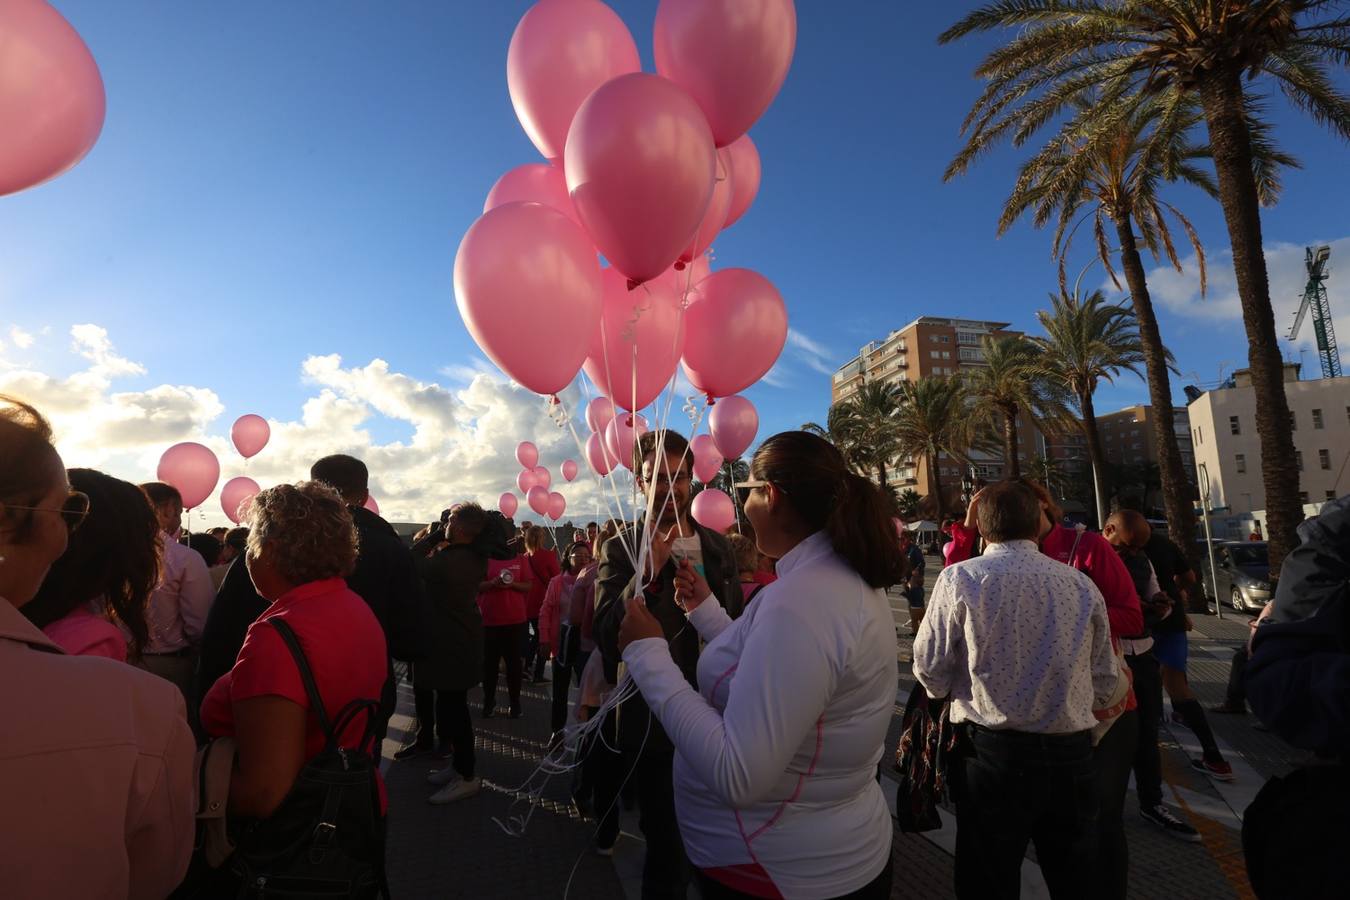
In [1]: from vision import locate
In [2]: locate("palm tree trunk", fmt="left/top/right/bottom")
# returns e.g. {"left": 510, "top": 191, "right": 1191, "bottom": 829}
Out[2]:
{"left": 928, "top": 450, "right": 946, "bottom": 524}
{"left": 877, "top": 457, "right": 888, "bottom": 492}
{"left": 1079, "top": 388, "right": 1109, "bottom": 527}
{"left": 1002, "top": 411, "right": 1020, "bottom": 479}
{"left": 1114, "top": 218, "right": 1199, "bottom": 563}
{"left": 1197, "top": 69, "right": 1301, "bottom": 577}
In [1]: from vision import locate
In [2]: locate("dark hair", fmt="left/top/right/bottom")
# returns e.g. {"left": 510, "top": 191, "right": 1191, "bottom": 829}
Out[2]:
{"left": 726, "top": 532, "right": 758, "bottom": 575}
{"left": 24, "top": 469, "right": 160, "bottom": 656}
{"left": 225, "top": 526, "right": 249, "bottom": 551}
{"left": 452, "top": 502, "right": 488, "bottom": 540}
{"left": 1015, "top": 478, "right": 1062, "bottom": 526}
{"left": 309, "top": 454, "right": 369, "bottom": 505}
{"left": 978, "top": 480, "right": 1043, "bottom": 543}
{"left": 188, "top": 532, "right": 223, "bottom": 566}
{"left": 564, "top": 540, "right": 592, "bottom": 573}
{"left": 751, "top": 431, "right": 906, "bottom": 590}
{"left": 0, "top": 395, "right": 62, "bottom": 542}
{"left": 140, "top": 481, "right": 183, "bottom": 512}
{"left": 633, "top": 429, "right": 691, "bottom": 476}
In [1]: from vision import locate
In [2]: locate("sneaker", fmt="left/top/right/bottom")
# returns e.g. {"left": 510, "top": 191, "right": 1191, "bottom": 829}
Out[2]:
{"left": 594, "top": 834, "right": 619, "bottom": 857}
{"left": 428, "top": 776, "right": 481, "bottom": 804}
{"left": 1140, "top": 805, "right": 1202, "bottom": 842}
{"left": 1209, "top": 702, "right": 1247, "bottom": 715}
{"left": 427, "top": 767, "right": 461, "bottom": 787}
{"left": 1190, "top": 758, "right": 1235, "bottom": 782}
{"left": 393, "top": 741, "right": 433, "bottom": 761}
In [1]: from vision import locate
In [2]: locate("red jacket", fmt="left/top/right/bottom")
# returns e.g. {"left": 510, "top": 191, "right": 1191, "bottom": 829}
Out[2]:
{"left": 524, "top": 550, "right": 560, "bottom": 619}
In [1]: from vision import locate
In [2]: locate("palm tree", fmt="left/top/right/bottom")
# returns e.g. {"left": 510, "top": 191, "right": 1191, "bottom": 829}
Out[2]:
{"left": 892, "top": 376, "right": 986, "bottom": 525}
{"left": 963, "top": 335, "right": 1076, "bottom": 479}
{"left": 802, "top": 380, "right": 903, "bottom": 490}
{"left": 1029, "top": 290, "right": 1153, "bottom": 526}
{"left": 940, "top": 0, "right": 1350, "bottom": 575}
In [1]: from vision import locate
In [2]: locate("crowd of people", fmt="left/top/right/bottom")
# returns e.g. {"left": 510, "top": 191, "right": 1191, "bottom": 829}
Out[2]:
{"left": 2, "top": 389, "right": 1345, "bottom": 899}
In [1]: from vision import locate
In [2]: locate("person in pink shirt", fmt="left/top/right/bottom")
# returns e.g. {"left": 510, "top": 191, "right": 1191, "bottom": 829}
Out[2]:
{"left": 523, "top": 524, "right": 561, "bottom": 683}
{"left": 478, "top": 550, "right": 532, "bottom": 718}
{"left": 538, "top": 540, "right": 595, "bottom": 737}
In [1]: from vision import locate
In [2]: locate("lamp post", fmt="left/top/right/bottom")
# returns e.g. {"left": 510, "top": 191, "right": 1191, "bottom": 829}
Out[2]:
{"left": 1195, "top": 461, "right": 1223, "bottom": 621}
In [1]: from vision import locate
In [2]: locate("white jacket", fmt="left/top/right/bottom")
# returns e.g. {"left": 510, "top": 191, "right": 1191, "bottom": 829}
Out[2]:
{"left": 623, "top": 532, "right": 896, "bottom": 899}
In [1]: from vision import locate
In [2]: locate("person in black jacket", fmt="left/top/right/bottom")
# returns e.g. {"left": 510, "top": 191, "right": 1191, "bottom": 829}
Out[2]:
{"left": 593, "top": 429, "right": 742, "bottom": 899}
{"left": 193, "top": 554, "right": 270, "bottom": 735}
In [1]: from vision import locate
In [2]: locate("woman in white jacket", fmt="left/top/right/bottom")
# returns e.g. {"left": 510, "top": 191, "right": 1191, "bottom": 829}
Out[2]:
{"left": 619, "top": 431, "right": 904, "bottom": 899}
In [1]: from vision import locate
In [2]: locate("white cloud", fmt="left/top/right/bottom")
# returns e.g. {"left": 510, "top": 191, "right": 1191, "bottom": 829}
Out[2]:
{"left": 9, "top": 326, "right": 33, "bottom": 349}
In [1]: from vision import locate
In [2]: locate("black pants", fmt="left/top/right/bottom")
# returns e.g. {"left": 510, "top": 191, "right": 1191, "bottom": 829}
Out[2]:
{"left": 413, "top": 687, "right": 475, "bottom": 779}
{"left": 550, "top": 631, "right": 588, "bottom": 733}
{"left": 1226, "top": 646, "right": 1249, "bottom": 708}
{"left": 953, "top": 726, "right": 1099, "bottom": 900}
{"left": 696, "top": 857, "right": 893, "bottom": 899}
{"left": 1127, "top": 651, "right": 1164, "bottom": 810}
{"left": 578, "top": 706, "right": 623, "bottom": 849}
{"left": 633, "top": 746, "right": 690, "bottom": 899}
{"left": 1093, "top": 709, "right": 1139, "bottom": 900}
{"left": 523, "top": 617, "right": 546, "bottom": 680}
{"left": 482, "top": 623, "right": 525, "bottom": 713}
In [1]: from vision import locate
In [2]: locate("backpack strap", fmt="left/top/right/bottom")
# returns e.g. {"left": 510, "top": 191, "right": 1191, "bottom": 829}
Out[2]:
{"left": 269, "top": 618, "right": 336, "bottom": 748}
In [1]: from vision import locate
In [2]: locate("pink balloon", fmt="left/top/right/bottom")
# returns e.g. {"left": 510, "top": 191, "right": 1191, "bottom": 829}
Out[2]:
{"left": 722, "top": 134, "right": 761, "bottom": 228}
{"left": 604, "top": 414, "right": 649, "bottom": 471}
{"left": 659, "top": 254, "right": 712, "bottom": 303}
{"left": 709, "top": 394, "right": 759, "bottom": 459}
{"left": 532, "top": 465, "right": 552, "bottom": 490}
{"left": 484, "top": 163, "right": 579, "bottom": 226}
{"left": 364, "top": 494, "right": 380, "bottom": 515}
{"left": 681, "top": 268, "right": 788, "bottom": 399}
{"left": 586, "top": 431, "right": 617, "bottom": 477}
{"left": 500, "top": 492, "right": 519, "bottom": 518}
{"left": 585, "top": 396, "right": 617, "bottom": 434}
{"left": 691, "top": 488, "right": 736, "bottom": 533}
{"left": 565, "top": 73, "right": 718, "bottom": 285}
{"left": 654, "top": 0, "right": 797, "bottom": 147}
{"left": 561, "top": 459, "right": 579, "bottom": 482}
{"left": 690, "top": 433, "right": 724, "bottom": 484}
{"left": 507, "top": 0, "right": 640, "bottom": 161}
{"left": 0, "top": 0, "right": 106, "bottom": 196}
{"left": 582, "top": 268, "right": 686, "bottom": 413}
{"left": 219, "top": 477, "right": 260, "bottom": 525}
{"left": 230, "top": 414, "right": 270, "bottom": 459}
{"left": 527, "top": 484, "right": 551, "bottom": 516}
{"left": 517, "top": 469, "right": 538, "bottom": 495}
{"left": 455, "top": 202, "right": 603, "bottom": 395}
{"left": 156, "top": 442, "right": 220, "bottom": 511}
{"left": 678, "top": 150, "right": 734, "bottom": 266}
{"left": 516, "top": 441, "right": 539, "bottom": 469}
{"left": 547, "top": 491, "right": 567, "bottom": 521}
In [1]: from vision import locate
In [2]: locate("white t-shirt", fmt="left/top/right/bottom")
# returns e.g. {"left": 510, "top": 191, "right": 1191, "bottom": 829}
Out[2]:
{"left": 671, "top": 535, "right": 705, "bottom": 579}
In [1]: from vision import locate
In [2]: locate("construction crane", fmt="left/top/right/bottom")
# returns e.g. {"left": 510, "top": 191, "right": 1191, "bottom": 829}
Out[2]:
{"left": 1287, "top": 244, "right": 1341, "bottom": 379}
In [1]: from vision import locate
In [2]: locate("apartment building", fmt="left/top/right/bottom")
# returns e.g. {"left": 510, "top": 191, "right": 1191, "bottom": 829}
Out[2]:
{"left": 1097, "top": 404, "right": 1195, "bottom": 473}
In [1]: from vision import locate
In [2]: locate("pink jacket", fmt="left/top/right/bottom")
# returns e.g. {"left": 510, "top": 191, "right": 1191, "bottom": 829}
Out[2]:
{"left": 42, "top": 605, "right": 128, "bottom": 661}
{"left": 538, "top": 566, "right": 597, "bottom": 657}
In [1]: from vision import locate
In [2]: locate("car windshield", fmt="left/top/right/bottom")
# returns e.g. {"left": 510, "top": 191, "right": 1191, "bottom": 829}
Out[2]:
{"left": 1229, "top": 546, "right": 1268, "bottom": 567}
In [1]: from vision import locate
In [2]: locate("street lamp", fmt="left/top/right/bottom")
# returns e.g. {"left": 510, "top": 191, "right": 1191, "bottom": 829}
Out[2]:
{"left": 1195, "top": 461, "right": 1223, "bottom": 621}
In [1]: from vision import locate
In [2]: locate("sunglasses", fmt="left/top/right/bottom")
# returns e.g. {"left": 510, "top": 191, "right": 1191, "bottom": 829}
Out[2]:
{"left": 7, "top": 490, "right": 91, "bottom": 534}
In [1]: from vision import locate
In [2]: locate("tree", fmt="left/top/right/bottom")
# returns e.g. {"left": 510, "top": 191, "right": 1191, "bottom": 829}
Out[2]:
{"left": 1029, "top": 290, "right": 1153, "bottom": 526}
{"left": 963, "top": 335, "right": 1075, "bottom": 479}
{"left": 896, "top": 488, "right": 922, "bottom": 520}
{"left": 891, "top": 376, "right": 987, "bottom": 525}
{"left": 802, "top": 380, "right": 903, "bottom": 490}
{"left": 940, "top": 0, "right": 1350, "bottom": 574}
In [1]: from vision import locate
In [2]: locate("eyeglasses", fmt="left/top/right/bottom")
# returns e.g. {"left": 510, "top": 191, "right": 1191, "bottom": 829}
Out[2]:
{"left": 644, "top": 472, "right": 692, "bottom": 489}
{"left": 737, "top": 479, "right": 769, "bottom": 490}
{"left": 6, "top": 490, "right": 91, "bottom": 534}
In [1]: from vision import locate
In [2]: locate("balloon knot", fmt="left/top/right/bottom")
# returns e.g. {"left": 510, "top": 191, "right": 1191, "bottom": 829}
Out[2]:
{"left": 549, "top": 395, "right": 560, "bottom": 406}
{"left": 625, "top": 414, "right": 634, "bottom": 427}
{"left": 626, "top": 278, "right": 641, "bottom": 291}
{"left": 706, "top": 394, "right": 717, "bottom": 406}
{"left": 673, "top": 260, "right": 686, "bottom": 271}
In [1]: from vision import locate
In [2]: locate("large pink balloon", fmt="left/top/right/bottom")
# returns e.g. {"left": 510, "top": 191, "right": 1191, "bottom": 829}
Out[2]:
{"left": 654, "top": 0, "right": 797, "bottom": 148}
{"left": 230, "top": 414, "right": 270, "bottom": 459}
{"left": 527, "top": 484, "right": 551, "bottom": 516}
{"left": 690, "top": 433, "right": 724, "bottom": 484}
{"left": 561, "top": 459, "right": 579, "bottom": 482}
{"left": 691, "top": 488, "right": 736, "bottom": 533}
{"left": 586, "top": 431, "right": 617, "bottom": 476}
{"left": 722, "top": 134, "right": 761, "bottom": 228}
{"left": 709, "top": 394, "right": 759, "bottom": 459}
{"left": 364, "top": 494, "right": 380, "bottom": 515}
{"left": 455, "top": 202, "right": 602, "bottom": 395}
{"left": 220, "top": 476, "right": 260, "bottom": 525}
{"left": 659, "top": 254, "right": 712, "bottom": 303}
{"left": 500, "top": 492, "right": 519, "bottom": 518}
{"left": 678, "top": 150, "right": 734, "bottom": 266}
{"left": 0, "top": 0, "right": 106, "bottom": 196}
{"left": 484, "top": 163, "right": 579, "bottom": 226}
{"left": 565, "top": 73, "right": 718, "bottom": 285}
{"left": 585, "top": 396, "right": 617, "bottom": 434}
{"left": 604, "top": 414, "right": 649, "bottom": 471}
{"left": 532, "top": 466, "right": 552, "bottom": 490}
{"left": 583, "top": 268, "right": 686, "bottom": 413}
{"left": 681, "top": 268, "right": 788, "bottom": 399}
{"left": 517, "top": 469, "right": 539, "bottom": 495}
{"left": 516, "top": 441, "right": 539, "bottom": 469}
{"left": 507, "top": 0, "right": 640, "bottom": 162}
{"left": 547, "top": 491, "right": 567, "bottom": 521}
{"left": 157, "top": 442, "right": 221, "bottom": 510}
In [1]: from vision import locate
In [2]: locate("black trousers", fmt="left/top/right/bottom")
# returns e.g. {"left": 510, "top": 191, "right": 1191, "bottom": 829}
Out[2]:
{"left": 523, "top": 617, "right": 546, "bottom": 680}
{"left": 413, "top": 687, "right": 475, "bottom": 779}
{"left": 550, "top": 630, "right": 588, "bottom": 733}
{"left": 633, "top": 747, "right": 690, "bottom": 900}
{"left": 482, "top": 623, "right": 525, "bottom": 712}
{"left": 1226, "top": 646, "right": 1249, "bottom": 708}
{"left": 953, "top": 726, "right": 1099, "bottom": 900}
{"left": 578, "top": 706, "right": 624, "bottom": 849}
{"left": 696, "top": 857, "right": 893, "bottom": 899}
{"left": 1127, "top": 651, "right": 1164, "bottom": 810}
{"left": 1093, "top": 709, "right": 1139, "bottom": 900}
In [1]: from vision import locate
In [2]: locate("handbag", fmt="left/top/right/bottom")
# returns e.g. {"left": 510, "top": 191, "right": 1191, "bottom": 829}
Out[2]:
{"left": 1065, "top": 528, "right": 1133, "bottom": 744}
{"left": 892, "top": 683, "right": 957, "bottom": 833}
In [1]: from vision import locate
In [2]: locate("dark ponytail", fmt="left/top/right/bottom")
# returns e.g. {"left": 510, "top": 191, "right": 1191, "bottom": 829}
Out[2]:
{"left": 752, "top": 432, "right": 907, "bottom": 590}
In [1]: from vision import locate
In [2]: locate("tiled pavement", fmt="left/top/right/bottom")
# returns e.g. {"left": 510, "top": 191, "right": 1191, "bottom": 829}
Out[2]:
{"left": 380, "top": 560, "right": 1290, "bottom": 899}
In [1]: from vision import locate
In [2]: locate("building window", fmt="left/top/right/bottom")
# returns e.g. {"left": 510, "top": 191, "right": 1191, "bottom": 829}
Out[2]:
{"left": 959, "top": 347, "right": 982, "bottom": 361}
{"left": 941, "top": 351, "right": 951, "bottom": 359}
{"left": 940, "top": 335, "right": 951, "bottom": 343}
{"left": 1313, "top": 408, "right": 1324, "bottom": 429}
{"left": 1229, "top": 415, "right": 1240, "bottom": 435}
{"left": 957, "top": 332, "right": 979, "bottom": 345}
{"left": 1236, "top": 453, "right": 1246, "bottom": 474}
{"left": 1296, "top": 451, "right": 1304, "bottom": 471}
{"left": 930, "top": 350, "right": 941, "bottom": 359}
{"left": 930, "top": 335, "right": 940, "bottom": 344}
{"left": 1197, "top": 426, "right": 1203, "bottom": 445}
{"left": 1320, "top": 449, "right": 1332, "bottom": 470}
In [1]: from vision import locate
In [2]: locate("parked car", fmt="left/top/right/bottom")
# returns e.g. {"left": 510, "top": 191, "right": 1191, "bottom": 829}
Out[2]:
{"left": 1209, "top": 541, "right": 1272, "bottom": 612}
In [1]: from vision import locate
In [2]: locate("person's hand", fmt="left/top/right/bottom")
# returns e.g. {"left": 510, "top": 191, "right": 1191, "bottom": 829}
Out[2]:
{"left": 674, "top": 558, "right": 711, "bottom": 613}
{"left": 1248, "top": 601, "right": 1274, "bottom": 654}
{"left": 619, "top": 595, "right": 664, "bottom": 652}
{"left": 643, "top": 525, "right": 679, "bottom": 583}
{"left": 964, "top": 489, "right": 985, "bottom": 530}
{"left": 1149, "top": 593, "right": 1173, "bottom": 619}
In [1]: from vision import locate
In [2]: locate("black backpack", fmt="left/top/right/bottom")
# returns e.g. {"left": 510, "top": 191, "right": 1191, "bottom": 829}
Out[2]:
{"left": 229, "top": 619, "right": 389, "bottom": 899}
{"left": 472, "top": 510, "right": 517, "bottom": 561}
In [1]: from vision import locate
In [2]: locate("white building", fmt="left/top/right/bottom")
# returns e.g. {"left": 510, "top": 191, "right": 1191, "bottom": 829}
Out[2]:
{"left": 1187, "top": 363, "right": 1350, "bottom": 528}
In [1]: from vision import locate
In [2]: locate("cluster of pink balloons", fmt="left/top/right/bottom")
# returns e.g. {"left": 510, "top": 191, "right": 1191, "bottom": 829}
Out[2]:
{"left": 506, "top": 440, "right": 569, "bottom": 521}
{"left": 154, "top": 412, "right": 275, "bottom": 525}
{"left": 455, "top": 0, "right": 795, "bottom": 405}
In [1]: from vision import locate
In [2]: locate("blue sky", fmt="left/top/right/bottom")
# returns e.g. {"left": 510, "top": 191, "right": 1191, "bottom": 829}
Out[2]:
{"left": 3, "top": 1, "right": 1348, "bottom": 522}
